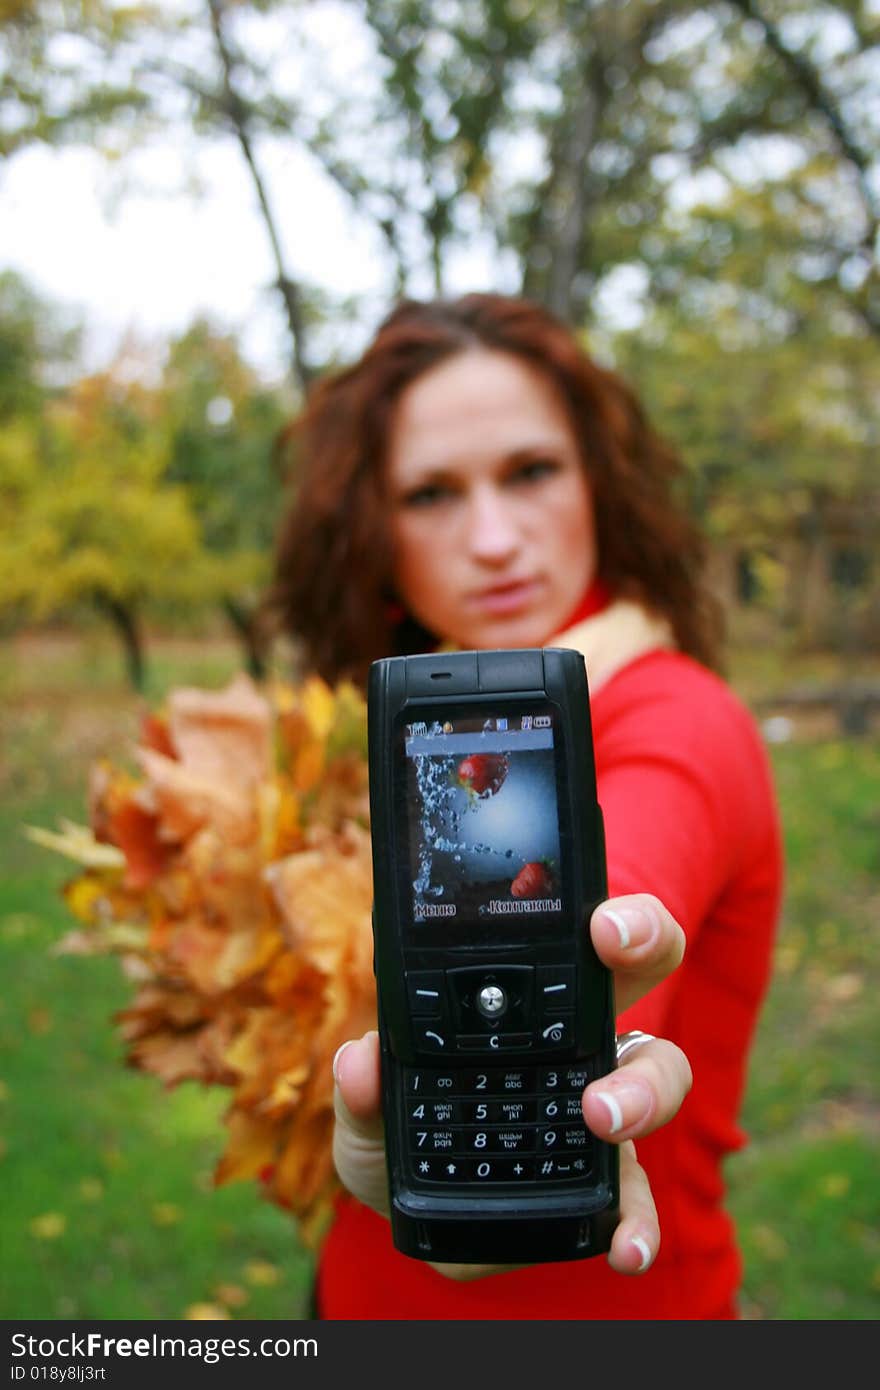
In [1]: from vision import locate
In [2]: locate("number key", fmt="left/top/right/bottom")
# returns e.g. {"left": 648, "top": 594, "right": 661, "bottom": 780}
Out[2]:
{"left": 405, "top": 1069, "right": 457, "bottom": 1094}
{"left": 408, "top": 1099, "right": 459, "bottom": 1123}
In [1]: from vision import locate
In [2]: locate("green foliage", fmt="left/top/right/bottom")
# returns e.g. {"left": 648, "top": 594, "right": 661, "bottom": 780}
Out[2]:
{"left": 0, "top": 1, "right": 161, "bottom": 158}
{"left": 5, "top": 1, "right": 876, "bottom": 334}
{"left": 160, "top": 318, "right": 292, "bottom": 568}
{"left": 0, "top": 271, "right": 80, "bottom": 420}
{"left": 0, "top": 372, "right": 219, "bottom": 620}
{"left": 0, "top": 282, "right": 293, "bottom": 662}
{"left": 1, "top": 3, "right": 877, "bottom": 654}
{"left": 602, "top": 161, "right": 880, "bottom": 636}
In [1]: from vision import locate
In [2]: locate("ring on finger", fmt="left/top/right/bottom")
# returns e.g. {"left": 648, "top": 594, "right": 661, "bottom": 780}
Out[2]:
{"left": 615, "top": 1029, "right": 657, "bottom": 1063}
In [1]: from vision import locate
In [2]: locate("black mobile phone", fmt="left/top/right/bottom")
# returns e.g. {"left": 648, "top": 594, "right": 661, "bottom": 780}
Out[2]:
{"left": 367, "top": 647, "right": 619, "bottom": 1266}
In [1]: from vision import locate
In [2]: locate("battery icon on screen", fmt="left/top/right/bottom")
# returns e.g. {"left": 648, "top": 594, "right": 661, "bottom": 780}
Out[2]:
{"left": 534, "top": 716, "right": 551, "bottom": 728}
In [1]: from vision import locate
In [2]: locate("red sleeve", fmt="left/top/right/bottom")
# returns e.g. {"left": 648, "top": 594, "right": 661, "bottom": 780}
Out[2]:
{"left": 590, "top": 651, "right": 781, "bottom": 1036}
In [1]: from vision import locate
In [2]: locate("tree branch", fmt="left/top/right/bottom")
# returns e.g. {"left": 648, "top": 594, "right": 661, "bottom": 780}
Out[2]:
{"left": 206, "top": 0, "right": 314, "bottom": 393}
{"left": 729, "top": 0, "right": 879, "bottom": 249}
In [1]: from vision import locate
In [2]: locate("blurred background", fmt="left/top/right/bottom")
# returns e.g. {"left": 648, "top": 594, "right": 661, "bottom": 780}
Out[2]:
{"left": 1, "top": 0, "right": 878, "bottom": 1321}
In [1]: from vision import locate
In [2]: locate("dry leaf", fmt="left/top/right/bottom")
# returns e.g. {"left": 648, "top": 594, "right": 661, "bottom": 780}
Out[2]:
{"left": 32, "top": 672, "right": 377, "bottom": 1243}
{"left": 23, "top": 822, "right": 125, "bottom": 870}
{"left": 184, "top": 1303, "right": 230, "bottom": 1321}
{"left": 30, "top": 1213, "right": 67, "bottom": 1240}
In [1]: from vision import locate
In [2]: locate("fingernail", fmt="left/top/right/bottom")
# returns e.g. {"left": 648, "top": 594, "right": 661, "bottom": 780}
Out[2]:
{"left": 600, "top": 905, "right": 654, "bottom": 950}
{"left": 332, "top": 1040, "right": 355, "bottom": 1084}
{"left": 632, "top": 1235, "right": 652, "bottom": 1272}
{"left": 589, "top": 1079, "right": 652, "bottom": 1135}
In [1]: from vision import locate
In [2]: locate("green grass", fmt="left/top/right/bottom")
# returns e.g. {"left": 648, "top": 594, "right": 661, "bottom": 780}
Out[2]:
{"left": 1, "top": 627, "right": 878, "bottom": 1320}
{"left": 726, "top": 737, "right": 880, "bottom": 1320}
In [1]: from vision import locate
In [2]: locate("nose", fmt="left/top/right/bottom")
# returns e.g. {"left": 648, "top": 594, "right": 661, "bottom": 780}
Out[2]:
{"left": 465, "top": 483, "right": 520, "bottom": 566}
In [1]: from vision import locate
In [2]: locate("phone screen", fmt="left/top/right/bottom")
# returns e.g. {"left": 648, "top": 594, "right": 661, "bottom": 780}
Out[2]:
{"left": 402, "top": 709, "right": 564, "bottom": 930}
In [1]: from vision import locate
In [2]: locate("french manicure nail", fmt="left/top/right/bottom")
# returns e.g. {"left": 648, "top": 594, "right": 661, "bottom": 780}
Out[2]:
{"left": 600, "top": 905, "right": 654, "bottom": 950}
{"left": 592, "top": 1088, "right": 625, "bottom": 1134}
{"left": 332, "top": 1039, "right": 355, "bottom": 1083}
{"left": 632, "top": 1235, "right": 652, "bottom": 1271}
{"left": 589, "top": 1079, "right": 652, "bottom": 1135}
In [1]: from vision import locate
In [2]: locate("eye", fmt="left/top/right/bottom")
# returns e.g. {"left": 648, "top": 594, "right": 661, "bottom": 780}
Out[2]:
{"left": 508, "top": 456, "right": 561, "bottom": 485}
{"left": 400, "top": 482, "right": 456, "bottom": 508}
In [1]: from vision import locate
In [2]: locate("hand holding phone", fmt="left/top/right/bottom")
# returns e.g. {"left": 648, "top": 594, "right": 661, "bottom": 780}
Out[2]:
{"left": 366, "top": 647, "right": 619, "bottom": 1266}
{"left": 333, "top": 891, "right": 691, "bottom": 1276}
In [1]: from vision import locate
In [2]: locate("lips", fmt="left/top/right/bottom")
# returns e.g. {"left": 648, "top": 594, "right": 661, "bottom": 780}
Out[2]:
{"left": 466, "top": 578, "right": 544, "bottom": 616}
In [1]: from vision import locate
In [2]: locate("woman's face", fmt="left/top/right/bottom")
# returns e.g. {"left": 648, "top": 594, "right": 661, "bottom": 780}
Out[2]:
{"left": 385, "top": 348, "right": 597, "bottom": 651}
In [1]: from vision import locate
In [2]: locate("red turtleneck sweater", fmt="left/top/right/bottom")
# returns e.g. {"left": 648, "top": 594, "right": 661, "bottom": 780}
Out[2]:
{"left": 315, "top": 595, "right": 783, "bottom": 1319}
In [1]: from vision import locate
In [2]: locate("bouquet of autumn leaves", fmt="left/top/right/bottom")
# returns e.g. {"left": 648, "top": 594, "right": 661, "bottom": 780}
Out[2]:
{"left": 27, "top": 673, "right": 377, "bottom": 1248}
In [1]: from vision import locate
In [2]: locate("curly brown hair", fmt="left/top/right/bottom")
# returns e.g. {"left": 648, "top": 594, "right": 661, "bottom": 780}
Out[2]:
{"left": 264, "top": 293, "right": 723, "bottom": 686}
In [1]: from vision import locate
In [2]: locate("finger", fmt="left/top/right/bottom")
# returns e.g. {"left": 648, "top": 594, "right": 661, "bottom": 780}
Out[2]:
{"left": 332, "top": 1031, "right": 389, "bottom": 1215}
{"left": 590, "top": 893, "right": 686, "bottom": 1013}
{"left": 606, "top": 1141, "right": 660, "bottom": 1275}
{"left": 428, "top": 1258, "right": 524, "bottom": 1281}
{"left": 582, "top": 1037, "right": 693, "bottom": 1142}
{"left": 332, "top": 1030, "right": 383, "bottom": 1136}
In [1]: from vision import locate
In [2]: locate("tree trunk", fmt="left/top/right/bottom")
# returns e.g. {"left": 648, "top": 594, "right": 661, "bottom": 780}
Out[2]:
{"left": 94, "top": 592, "right": 145, "bottom": 691}
{"left": 223, "top": 596, "right": 269, "bottom": 682}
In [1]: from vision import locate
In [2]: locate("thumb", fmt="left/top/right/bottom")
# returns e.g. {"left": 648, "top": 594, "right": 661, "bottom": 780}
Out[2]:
{"left": 332, "top": 1031, "right": 390, "bottom": 1216}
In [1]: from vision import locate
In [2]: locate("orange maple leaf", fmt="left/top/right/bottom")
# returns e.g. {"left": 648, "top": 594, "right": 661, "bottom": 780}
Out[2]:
{"left": 39, "top": 671, "right": 377, "bottom": 1245}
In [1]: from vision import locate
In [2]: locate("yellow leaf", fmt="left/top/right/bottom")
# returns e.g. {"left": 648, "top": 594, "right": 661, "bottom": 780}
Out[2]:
{"left": 827, "top": 974, "right": 863, "bottom": 1002}
{"left": 137, "top": 747, "right": 257, "bottom": 846}
{"left": 28, "top": 1008, "right": 52, "bottom": 1036}
{"left": 265, "top": 823, "right": 373, "bottom": 969}
{"left": 292, "top": 741, "right": 325, "bottom": 794}
{"left": 30, "top": 1212, "right": 67, "bottom": 1240}
{"left": 243, "top": 1260, "right": 281, "bottom": 1288}
{"left": 78, "top": 1178, "right": 104, "bottom": 1202}
{"left": 820, "top": 1173, "right": 851, "bottom": 1198}
{"left": 213, "top": 1283, "right": 249, "bottom": 1310}
{"left": 184, "top": 1303, "right": 230, "bottom": 1321}
{"left": 1, "top": 913, "right": 37, "bottom": 941}
{"left": 301, "top": 676, "right": 336, "bottom": 740}
{"left": 213, "top": 922, "right": 282, "bottom": 994}
{"left": 152, "top": 1202, "right": 183, "bottom": 1226}
{"left": 750, "top": 1224, "right": 788, "bottom": 1261}
{"left": 168, "top": 674, "right": 272, "bottom": 792}
{"left": 24, "top": 822, "right": 126, "bottom": 869}
{"left": 214, "top": 1112, "right": 278, "bottom": 1186}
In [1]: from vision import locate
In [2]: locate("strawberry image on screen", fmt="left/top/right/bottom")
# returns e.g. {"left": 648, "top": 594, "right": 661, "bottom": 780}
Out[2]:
{"left": 408, "top": 738, "right": 563, "bottom": 923}
{"left": 456, "top": 753, "right": 509, "bottom": 798}
{"left": 511, "top": 861, "right": 556, "bottom": 899}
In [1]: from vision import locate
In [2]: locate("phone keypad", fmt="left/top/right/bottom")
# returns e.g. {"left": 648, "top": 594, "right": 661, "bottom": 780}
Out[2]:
{"left": 404, "top": 964, "right": 579, "bottom": 1055}
{"left": 402, "top": 1065, "right": 597, "bottom": 1186}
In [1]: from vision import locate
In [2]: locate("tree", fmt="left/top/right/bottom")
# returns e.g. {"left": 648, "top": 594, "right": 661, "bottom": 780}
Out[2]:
{"left": 0, "top": 269, "right": 80, "bottom": 419}
{"left": 159, "top": 319, "right": 293, "bottom": 675}
{"left": 2, "top": 1, "right": 877, "bottom": 655}
{"left": 608, "top": 170, "right": 880, "bottom": 649}
{"left": 0, "top": 366, "right": 226, "bottom": 688}
{"left": 4, "top": 2, "right": 876, "bottom": 367}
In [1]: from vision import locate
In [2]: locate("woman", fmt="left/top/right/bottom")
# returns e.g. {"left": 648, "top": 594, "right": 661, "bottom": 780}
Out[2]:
{"left": 266, "top": 293, "right": 783, "bottom": 1319}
